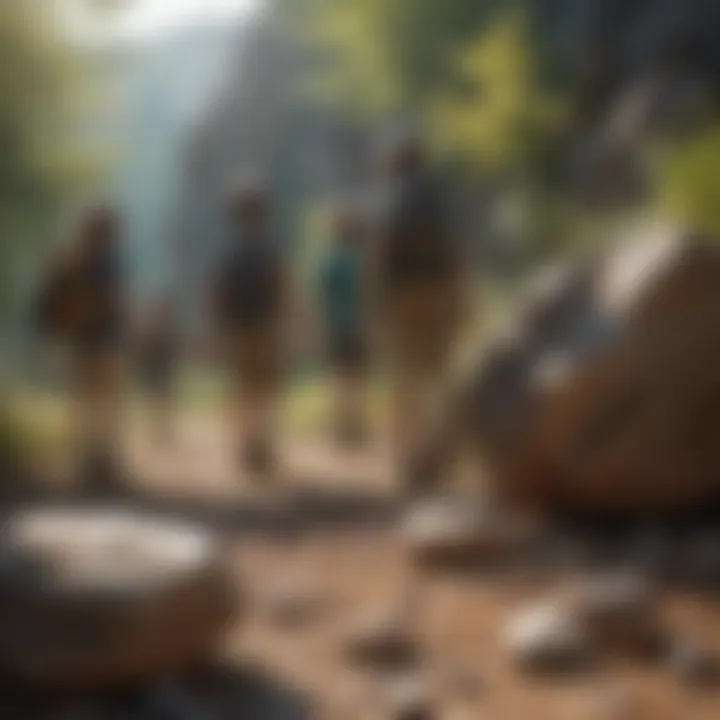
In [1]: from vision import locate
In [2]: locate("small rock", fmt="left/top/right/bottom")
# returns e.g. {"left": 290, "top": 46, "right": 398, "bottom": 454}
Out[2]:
{"left": 382, "top": 674, "right": 436, "bottom": 720}
{"left": 347, "top": 613, "right": 421, "bottom": 672}
{"left": 403, "top": 498, "right": 528, "bottom": 569}
{"left": 504, "top": 599, "right": 590, "bottom": 673}
{"left": 575, "top": 571, "right": 664, "bottom": 658}
{"left": 669, "top": 640, "right": 720, "bottom": 687}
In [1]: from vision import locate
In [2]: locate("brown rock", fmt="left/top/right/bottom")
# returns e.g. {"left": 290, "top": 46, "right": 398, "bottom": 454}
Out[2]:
{"left": 462, "top": 226, "right": 720, "bottom": 515}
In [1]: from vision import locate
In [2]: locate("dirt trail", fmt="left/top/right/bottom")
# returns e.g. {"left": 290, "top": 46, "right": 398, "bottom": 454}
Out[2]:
{"left": 123, "top": 418, "right": 720, "bottom": 720}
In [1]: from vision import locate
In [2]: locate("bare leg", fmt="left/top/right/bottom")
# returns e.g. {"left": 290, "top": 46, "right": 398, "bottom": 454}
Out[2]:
{"left": 74, "top": 349, "right": 123, "bottom": 489}
{"left": 333, "top": 370, "right": 367, "bottom": 447}
{"left": 150, "top": 390, "right": 174, "bottom": 448}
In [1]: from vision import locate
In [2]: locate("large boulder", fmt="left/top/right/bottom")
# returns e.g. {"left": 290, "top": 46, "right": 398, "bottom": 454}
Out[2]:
{"left": 464, "top": 226, "right": 720, "bottom": 514}
{"left": 0, "top": 507, "right": 238, "bottom": 688}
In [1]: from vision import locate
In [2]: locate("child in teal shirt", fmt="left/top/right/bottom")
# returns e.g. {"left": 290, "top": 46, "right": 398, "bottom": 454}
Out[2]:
{"left": 319, "top": 204, "right": 369, "bottom": 446}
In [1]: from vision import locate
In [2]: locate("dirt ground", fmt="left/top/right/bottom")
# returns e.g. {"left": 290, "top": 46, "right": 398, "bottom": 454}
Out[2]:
{"left": 104, "top": 416, "right": 720, "bottom": 719}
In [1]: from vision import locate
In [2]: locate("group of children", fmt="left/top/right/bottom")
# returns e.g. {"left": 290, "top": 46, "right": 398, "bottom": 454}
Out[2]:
{"left": 34, "top": 132, "right": 469, "bottom": 493}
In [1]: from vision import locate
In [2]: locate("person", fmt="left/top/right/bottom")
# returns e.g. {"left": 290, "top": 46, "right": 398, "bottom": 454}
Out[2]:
{"left": 210, "top": 178, "right": 288, "bottom": 478}
{"left": 136, "top": 296, "right": 180, "bottom": 447}
{"left": 34, "top": 202, "right": 126, "bottom": 489}
{"left": 367, "top": 130, "right": 467, "bottom": 491}
{"left": 318, "top": 202, "right": 369, "bottom": 447}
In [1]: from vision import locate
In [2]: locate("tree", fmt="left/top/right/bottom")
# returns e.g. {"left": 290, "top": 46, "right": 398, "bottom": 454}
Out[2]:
{"left": 0, "top": 1, "right": 111, "bottom": 318}
{"left": 657, "top": 126, "right": 720, "bottom": 235}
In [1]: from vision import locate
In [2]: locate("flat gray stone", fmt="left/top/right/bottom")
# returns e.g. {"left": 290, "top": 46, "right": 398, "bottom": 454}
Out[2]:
{"left": 0, "top": 507, "right": 238, "bottom": 688}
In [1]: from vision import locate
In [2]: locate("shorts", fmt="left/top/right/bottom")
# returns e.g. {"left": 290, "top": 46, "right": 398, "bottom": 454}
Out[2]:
{"left": 230, "top": 323, "right": 283, "bottom": 395}
{"left": 382, "top": 278, "right": 463, "bottom": 377}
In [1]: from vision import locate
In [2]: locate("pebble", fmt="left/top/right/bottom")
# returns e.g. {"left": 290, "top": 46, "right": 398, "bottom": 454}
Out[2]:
{"left": 504, "top": 599, "right": 590, "bottom": 673}
{"left": 402, "top": 497, "right": 529, "bottom": 569}
{"left": 575, "top": 571, "right": 664, "bottom": 658}
{"left": 347, "top": 612, "right": 421, "bottom": 672}
{"left": 669, "top": 639, "right": 720, "bottom": 687}
{"left": 382, "top": 673, "right": 436, "bottom": 720}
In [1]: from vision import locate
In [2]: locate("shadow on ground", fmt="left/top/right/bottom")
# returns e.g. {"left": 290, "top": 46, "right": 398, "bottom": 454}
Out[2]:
{"left": 8, "top": 470, "right": 402, "bottom": 538}
{"left": 0, "top": 661, "right": 312, "bottom": 719}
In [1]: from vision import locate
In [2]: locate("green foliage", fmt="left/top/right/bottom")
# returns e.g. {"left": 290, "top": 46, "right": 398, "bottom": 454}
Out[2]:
{"left": 295, "top": 1, "right": 562, "bottom": 176}
{"left": 429, "top": 12, "right": 554, "bottom": 172}
{"left": 0, "top": 1, "right": 113, "bottom": 316}
{"left": 297, "top": 0, "right": 507, "bottom": 117}
{"left": 657, "top": 126, "right": 720, "bottom": 235}
{"left": 298, "top": 0, "right": 402, "bottom": 115}
{"left": 0, "top": 403, "right": 26, "bottom": 471}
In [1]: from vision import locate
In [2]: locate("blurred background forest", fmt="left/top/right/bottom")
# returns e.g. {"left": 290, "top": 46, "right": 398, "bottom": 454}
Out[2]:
{"left": 4, "top": 0, "right": 720, "bottom": 370}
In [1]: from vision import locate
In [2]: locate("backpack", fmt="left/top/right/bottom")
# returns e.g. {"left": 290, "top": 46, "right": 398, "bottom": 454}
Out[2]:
{"left": 215, "top": 235, "right": 282, "bottom": 327}
{"left": 34, "top": 249, "right": 122, "bottom": 341}
{"left": 375, "top": 173, "right": 456, "bottom": 285}
{"left": 34, "top": 261, "right": 77, "bottom": 338}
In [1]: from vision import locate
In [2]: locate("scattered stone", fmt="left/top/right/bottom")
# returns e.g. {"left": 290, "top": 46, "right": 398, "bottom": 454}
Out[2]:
{"left": 402, "top": 497, "right": 530, "bottom": 569}
{"left": 575, "top": 571, "right": 664, "bottom": 659}
{"left": 504, "top": 599, "right": 591, "bottom": 674}
{"left": 347, "top": 612, "right": 421, "bottom": 672}
{"left": 382, "top": 673, "right": 436, "bottom": 720}
{"left": 669, "top": 639, "right": 720, "bottom": 687}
